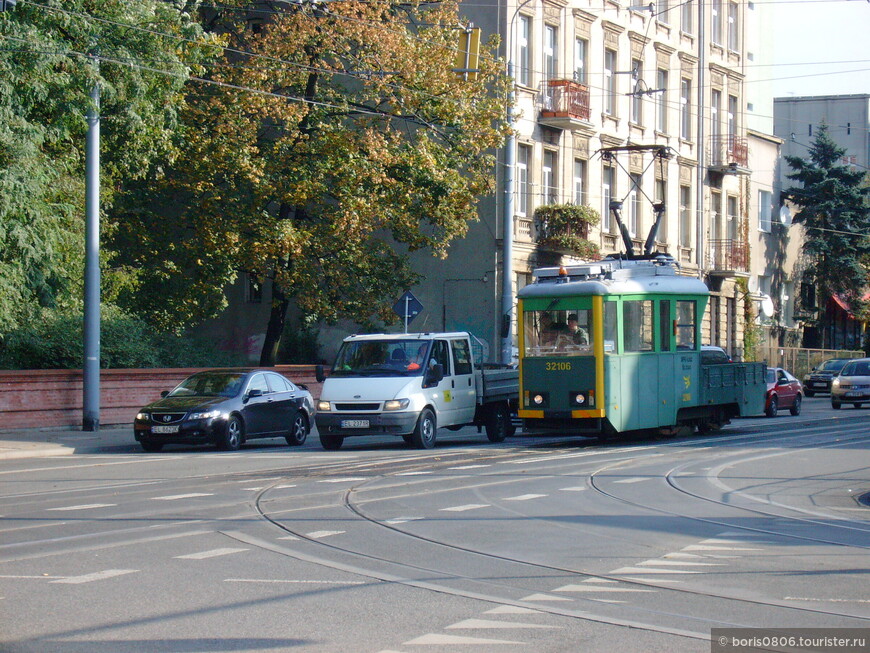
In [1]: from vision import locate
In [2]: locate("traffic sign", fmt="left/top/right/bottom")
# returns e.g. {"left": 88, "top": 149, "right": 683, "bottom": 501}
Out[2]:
{"left": 393, "top": 291, "right": 423, "bottom": 331}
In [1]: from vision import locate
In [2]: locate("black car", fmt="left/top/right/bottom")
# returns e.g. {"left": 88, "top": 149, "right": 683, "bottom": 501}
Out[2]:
{"left": 134, "top": 369, "right": 314, "bottom": 452}
{"left": 802, "top": 358, "right": 852, "bottom": 396}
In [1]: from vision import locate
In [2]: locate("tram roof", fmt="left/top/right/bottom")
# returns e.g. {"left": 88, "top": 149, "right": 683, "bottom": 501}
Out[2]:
{"left": 518, "top": 256, "right": 710, "bottom": 298}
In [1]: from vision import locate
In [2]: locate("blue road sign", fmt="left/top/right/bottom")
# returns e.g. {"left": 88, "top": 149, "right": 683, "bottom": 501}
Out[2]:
{"left": 393, "top": 291, "right": 424, "bottom": 325}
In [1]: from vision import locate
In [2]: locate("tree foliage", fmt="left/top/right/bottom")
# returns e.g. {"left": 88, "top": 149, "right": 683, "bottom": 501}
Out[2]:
{"left": 0, "top": 1, "right": 219, "bottom": 333}
{"left": 784, "top": 124, "right": 870, "bottom": 330}
{"left": 110, "top": 0, "right": 511, "bottom": 363}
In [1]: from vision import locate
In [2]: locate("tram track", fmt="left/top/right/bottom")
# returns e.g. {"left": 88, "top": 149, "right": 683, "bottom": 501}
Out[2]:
{"left": 240, "top": 421, "right": 870, "bottom": 643}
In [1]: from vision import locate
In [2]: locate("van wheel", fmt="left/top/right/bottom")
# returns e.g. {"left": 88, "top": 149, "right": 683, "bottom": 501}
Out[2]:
{"left": 320, "top": 433, "right": 344, "bottom": 450}
{"left": 485, "top": 404, "right": 510, "bottom": 443}
{"left": 411, "top": 409, "right": 436, "bottom": 449}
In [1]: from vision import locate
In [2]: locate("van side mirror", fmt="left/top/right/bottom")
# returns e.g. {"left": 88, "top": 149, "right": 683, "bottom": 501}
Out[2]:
{"left": 426, "top": 363, "right": 444, "bottom": 386}
{"left": 315, "top": 364, "right": 325, "bottom": 383}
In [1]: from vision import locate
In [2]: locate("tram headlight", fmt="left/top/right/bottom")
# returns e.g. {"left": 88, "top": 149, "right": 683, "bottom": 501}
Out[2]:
{"left": 574, "top": 393, "right": 585, "bottom": 404}
{"left": 533, "top": 394, "right": 544, "bottom": 405}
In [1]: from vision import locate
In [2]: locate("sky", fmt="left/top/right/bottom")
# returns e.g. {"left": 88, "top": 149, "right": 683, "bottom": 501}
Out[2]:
{"left": 771, "top": 0, "right": 870, "bottom": 98}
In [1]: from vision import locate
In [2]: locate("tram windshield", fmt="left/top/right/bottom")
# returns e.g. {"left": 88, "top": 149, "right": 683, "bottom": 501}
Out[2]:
{"left": 524, "top": 308, "right": 593, "bottom": 357}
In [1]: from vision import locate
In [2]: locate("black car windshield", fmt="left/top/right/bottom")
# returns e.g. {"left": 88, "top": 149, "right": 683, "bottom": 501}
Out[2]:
{"left": 331, "top": 339, "right": 431, "bottom": 377}
{"left": 820, "top": 359, "right": 849, "bottom": 372}
{"left": 168, "top": 373, "right": 245, "bottom": 397}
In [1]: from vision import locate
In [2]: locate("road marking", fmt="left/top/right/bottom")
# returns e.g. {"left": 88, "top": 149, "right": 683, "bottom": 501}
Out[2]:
{"left": 560, "top": 486, "right": 586, "bottom": 492}
{"left": 224, "top": 578, "right": 366, "bottom": 585}
{"left": 50, "top": 569, "right": 137, "bottom": 584}
{"left": 396, "top": 471, "right": 432, "bottom": 476}
{"left": 611, "top": 566, "right": 700, "bottom": 574}
{"left": 520, "top": 593, "right": 572, "bottom": 602}
{"left": 637, "top": 559, "right": 723, "bottom": 567}
{"left": 554, "top": 584, "right": 654, "bottom": 593}
{"left": 785, "top": 597, "right": 870, "bottom": 604}
{"left": 0, "top": 574, "right": 66, "bottom": 580}
{"left": 306, "top": 530, "right": 345, "bottom": 539}
{"left": 152, "top": 493, "right": 213, "bottom": 501}
{"left": 484, "top": 606, "right": 543, "bottom": 615}
{"left": 448, "top": 465, "right": 491, "bottom": 470}
{"left": 403, "top": 633, "right": 522, "bottom": 645}
{"left": 504, "top": 494, "right": 547, "bottom": 501}
{"left": 47, "top": 504, "right": 116, "bottom": 511}
{"left": 175, "top": 547, "right": 249, "bottom": 560}
{"left": 439, "top": 504, "right": 489, "bottom": 512}
{"left": 274, "top": 484, "right": 297, "bottom": 489}
{"left": 682, "top": 544, "right": 761, "bottom": 552}
{"left": 241, "top": 487, "right": 266, "bottom": 491}
{"left": 318, "top": 477, "right": 367, "bottom": 483}
{"left": 385, "top": 517, "right": 422, "bottom": 525}
{"left": 446, "top": 618, "right": 554, "bottom": 629}
{"left": 613, "top": 477, "right": 650, "bottom": 484}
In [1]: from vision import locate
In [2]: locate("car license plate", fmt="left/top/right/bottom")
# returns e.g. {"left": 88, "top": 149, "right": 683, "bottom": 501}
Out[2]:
{"left": 845, "top": 391, "right": 866, "bottom": 398}
{"left": 152, "top": 425, "right": 179, "bottom": 434}
{"left": 811, "top": 383, "right": 825, "bottom": 388}
{"left": 341, "top": 419, "right": 369, "bottom": 429}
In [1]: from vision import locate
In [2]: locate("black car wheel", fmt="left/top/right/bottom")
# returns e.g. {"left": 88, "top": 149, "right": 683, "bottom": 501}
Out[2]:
{"left": 219, "top": 415, "right": 243, "bottom": 451}
{"left": 411, "top": 409, "right": 436, "bottom": 449}
{"left": 832, "top": 399, "right": 842, "bottom": 409}
{"left": 320, "top": 433, "right": 344, "bottom": 450}
{"left": 789, "top": 394, "right": 802, "bottom": 416}
{"left": 285, "top": 412, "right": 308, "bottom": 446}
{"left": 765, "top": 395, "right": 778, "bottom": 417}
{"left": 140, "top": 440, "right": 163, "bottom": 453}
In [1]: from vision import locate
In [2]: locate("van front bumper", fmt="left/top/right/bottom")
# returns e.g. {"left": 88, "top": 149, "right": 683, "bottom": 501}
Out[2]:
{"left": 315, "top": 411, "right": 420, "bottom": 436}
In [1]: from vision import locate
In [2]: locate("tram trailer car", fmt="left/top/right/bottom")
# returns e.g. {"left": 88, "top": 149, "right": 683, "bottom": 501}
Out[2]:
{"left": 517, "top": 256, "right": 766, "bottom": 436}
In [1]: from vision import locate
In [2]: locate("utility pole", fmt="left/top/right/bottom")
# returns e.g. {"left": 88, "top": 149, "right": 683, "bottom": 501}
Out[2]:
{"left": 501, "top": 59, "right": 515, "bottom": 366}
{"left": 83, "top": 66, "right": 100, "bottom": 431}
{"left": 695, "top": 0, "right": 706, "bottom": 277}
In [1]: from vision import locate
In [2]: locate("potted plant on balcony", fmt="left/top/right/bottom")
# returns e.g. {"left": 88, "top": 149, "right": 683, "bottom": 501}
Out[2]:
{"left": 534, "top": 204, "right": 601, "bottom": 260}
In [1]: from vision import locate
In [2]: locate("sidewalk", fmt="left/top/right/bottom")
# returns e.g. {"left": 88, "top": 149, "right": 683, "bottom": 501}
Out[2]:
{"left": 0, "top": 426, "right": 135, "bottom": 460}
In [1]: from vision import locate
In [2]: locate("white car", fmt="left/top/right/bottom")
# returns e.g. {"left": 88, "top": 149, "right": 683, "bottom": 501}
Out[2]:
{"left": 830, "top": 358, "right": 870, "bottom": 409}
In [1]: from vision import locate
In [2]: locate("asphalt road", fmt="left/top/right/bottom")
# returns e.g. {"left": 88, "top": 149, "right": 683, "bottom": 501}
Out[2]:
{"left": 1, "top": 398, "right": 868, "bottom": 653}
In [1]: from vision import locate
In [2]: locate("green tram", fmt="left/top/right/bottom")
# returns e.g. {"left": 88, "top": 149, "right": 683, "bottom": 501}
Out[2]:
{"left": 517, "top": 255, "right": 766, "bottom": 436}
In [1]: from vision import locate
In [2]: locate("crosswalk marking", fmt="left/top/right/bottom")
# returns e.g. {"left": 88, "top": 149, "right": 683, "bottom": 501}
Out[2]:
{"left": 448, "top": 465, "right": 491, "bottom": 470}
{"left": 637, "top": 559, "right": 723, "bottom": 567}
{"left": 396, "top": 471, "right": 432, "bottom": 476}
{"left": 520, "top": 593, "right": 572, "bottom": 602}
{"left": 47, "top": 504, "right": 116, "bottom": 511}
{"left": 440, "top": 504, "right": 490, "bottom": 512}
{"left": 50, "top": 569, "right": 137, "bottom": 584}
{"left": 484, "top": 606, "right": 542, "bottom": 615}
{"left": 611, "top": 566, "right": 700, "bottom": 574}
{"left": 560, "top": 486, "right": 586, "bottom": 492}
{"left": 504, "top": 494, "right": 547, "bottom": 501}
{"left": 306, "top": 530, "right": 345, "bottom": 539}
{"left": 175, "top": 548, "right": 248, "bottom": 560}
{"left": 446, "top": 618, "right": 554, "bottom": 629}
{"left": 318, "top": 478, "right": 366, "bottom": 484}
{"left": 613, "top": 477, "right": 650, "bottom": 484}
{"left": 554, "top": 584, "right": 654, "bottom": 593}
{"left": 403, "top": 633, "right": 522, "bottom": 645}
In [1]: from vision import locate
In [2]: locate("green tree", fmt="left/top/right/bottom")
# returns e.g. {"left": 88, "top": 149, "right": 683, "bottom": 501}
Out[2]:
{"left": 111, "top": 0, "right": 511, "bottom": 365}
{"left": 784, "top": 124, "right": 870, "bottom": 346}
{"left": 0, "top": 1, "right": 218, "bottom": 333}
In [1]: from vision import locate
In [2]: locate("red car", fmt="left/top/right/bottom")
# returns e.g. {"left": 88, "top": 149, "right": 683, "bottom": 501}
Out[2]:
{"left": 764, "top": 367, "right": 803, "bottom": 417}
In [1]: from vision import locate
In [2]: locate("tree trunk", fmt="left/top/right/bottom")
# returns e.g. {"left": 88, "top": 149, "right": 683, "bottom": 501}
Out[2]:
{"left": 260, "top": 282, "right": 290, "bottom": 366}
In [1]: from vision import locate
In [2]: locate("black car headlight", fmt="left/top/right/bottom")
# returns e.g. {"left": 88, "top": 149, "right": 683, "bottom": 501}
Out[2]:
{"left": 189, "top": 409, "right": 222, "bottom": 420}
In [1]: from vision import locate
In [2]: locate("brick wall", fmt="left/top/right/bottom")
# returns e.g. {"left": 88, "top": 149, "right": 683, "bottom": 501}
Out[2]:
{"left": 0, "top": 366, "right": 322, "bottom": 431}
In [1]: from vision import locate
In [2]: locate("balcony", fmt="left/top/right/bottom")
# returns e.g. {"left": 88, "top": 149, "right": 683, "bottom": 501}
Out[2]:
{"left": 538, "top": 79, "right": 591, "bottom": 130}
{"left": 707, "top": 135, "right": 750, "bottom": 174}
{"left": 707, "top": 238, "right": 749, "bottom": 276}
{"left": 534, "top": 204, "right": 601, "bottom": 260}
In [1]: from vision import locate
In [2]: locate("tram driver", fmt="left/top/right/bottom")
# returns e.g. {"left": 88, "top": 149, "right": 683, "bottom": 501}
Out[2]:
{"left": 567, "top": 314, "right": 589, "bottom": 345}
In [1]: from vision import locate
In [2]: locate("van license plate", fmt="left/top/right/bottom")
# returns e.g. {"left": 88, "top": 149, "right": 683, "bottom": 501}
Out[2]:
{"left": 341, "top": 420, "right": 369, "bottom": 429}
{"left": 152, "top": 425, "right": 179, "bottom": 434}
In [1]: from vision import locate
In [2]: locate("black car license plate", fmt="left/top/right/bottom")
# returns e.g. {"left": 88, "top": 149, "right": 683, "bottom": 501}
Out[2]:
{"left": 152, "top": 425, "right": 180, "bottom": 434}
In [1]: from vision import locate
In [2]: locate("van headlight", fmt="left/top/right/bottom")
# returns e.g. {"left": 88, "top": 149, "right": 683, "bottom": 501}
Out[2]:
{"left": 317, "top": 401, "right": 331, "bottom": 412}
{"left": 384, "top": 399, "right": 410, "bottom": 411}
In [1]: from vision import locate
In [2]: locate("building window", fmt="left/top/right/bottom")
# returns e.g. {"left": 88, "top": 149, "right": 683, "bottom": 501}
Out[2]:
{"left": 758, "top": 190, "right": 772, "bottom": 233}
{"left": 655, "top": 178, "right": 667, "bottom": 240}
{"left": 517, "top": 15, "right": 531, "bottom": 86}
{"left": 711, "top": 190, "right": 722, "bottom": 240}
{"left": 658, "top": 0, "right": 671, "bottom": 24}
{"left": 516, "top": 144, "right": 531, "bottom": 217}
{"left": 604, "top": 48, "right": 617, "bottom": 116}
{"left": 656, "top": 69, "right": 668, "bottom": 133}
{"left": 681, "top": 0, "right": 694, "bottom": 34}
{"left": 630, "top": 59, "right": 643, "bottom": 125}
{"left": 712, "top": 0, "right": 723, "bottom": 45}
{"left": 542, "top": 149, "right": 558, "bottom": 205}
{"left": 544, "top": 24, "right": 558, "bottom": 83}
{"left": 711, "top": 89, "right": 721, "bottom": 141}
{"left": 680, "top": 184, "right": 692, "bottom": 247}
{"left": 629, "top": 173, "right": 642, "bottom": 237}
{"left": 728, "top": 1, "right": 739, "bottom": 51}
{"left": 603, "top": 164, "right": 615, "bottom": 233}
{"left": 680, "top": 78, "right": 692, "bottom": 140}
{"left": 728, "top": 95, "right": 738, "bottom": 137}
{"left": 726, "top": 195, "right": 739, "bottom": 239}
{"left": 573, "top": 158, "right": 587, "bottom": 206}
{"left": 574, "top": 37, "right": 587, "bottom": 84}
{"left": 246, "top": 274, "right": 262, "bottom": 304}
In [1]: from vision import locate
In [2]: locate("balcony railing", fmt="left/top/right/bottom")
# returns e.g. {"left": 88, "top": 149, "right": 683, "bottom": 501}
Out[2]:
{"left": 707, "top": 238, "right": 748, "bottom": 273}
{"left": 708, "top": 135, "right": 749, "bottom": 169}
{"left": 538, "top": 79, "right": 591, "bottom": 127}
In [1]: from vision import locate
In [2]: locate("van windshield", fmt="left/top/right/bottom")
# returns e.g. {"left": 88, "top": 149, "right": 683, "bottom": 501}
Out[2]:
{"left": 331, "top": 339, "right": 432, "bottom": 377}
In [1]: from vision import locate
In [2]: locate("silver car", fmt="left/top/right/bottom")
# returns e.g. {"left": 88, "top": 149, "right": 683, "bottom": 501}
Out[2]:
{"left": 830, "top": 358, "right": 870, "bottom": 409}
